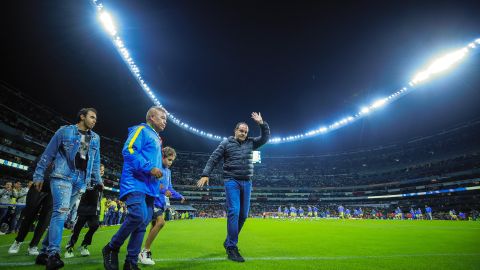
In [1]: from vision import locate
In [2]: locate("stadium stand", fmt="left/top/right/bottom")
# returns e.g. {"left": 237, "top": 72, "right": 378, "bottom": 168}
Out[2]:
{"left": 1, "top": 82, "right": 479, "bottom": 220}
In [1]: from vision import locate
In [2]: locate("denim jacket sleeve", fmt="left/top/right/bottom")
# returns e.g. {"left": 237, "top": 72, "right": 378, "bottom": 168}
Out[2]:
{"left": 201, "top": 140, "right": 227, "bottom": 178}
{"left": 91, "top": 136, "right": 103, "bottom": 185}
{"left": 33, "top": 127, "right": 64, "bottom": 182}
{"left": 122, "top": 126, "right": 154, "bottom": 174}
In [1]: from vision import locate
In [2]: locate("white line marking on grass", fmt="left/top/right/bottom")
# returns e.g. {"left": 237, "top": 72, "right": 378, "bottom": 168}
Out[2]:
{"left": 0, "top": 226, "right": 119, "bottom": 248}
{"left": 0, "top": 261, "right": 36, "bottom": 266}
{"left": 153, "top": 253, "right": 480, "bottom": 262}
{"left": 0, "top": 253, "right": 479, "bottom": 266}
{"left": 339, "top": 223, "right": 480, "bottom": 230}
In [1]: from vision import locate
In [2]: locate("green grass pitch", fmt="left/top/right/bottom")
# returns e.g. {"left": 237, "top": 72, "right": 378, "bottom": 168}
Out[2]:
{"left": 0, "top": 218, "right": 479, "bottom": 269}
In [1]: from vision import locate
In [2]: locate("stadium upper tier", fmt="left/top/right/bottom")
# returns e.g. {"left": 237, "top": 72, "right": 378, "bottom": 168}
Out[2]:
{"left": 1, "top": 83, "right": 479, "bottom": 190}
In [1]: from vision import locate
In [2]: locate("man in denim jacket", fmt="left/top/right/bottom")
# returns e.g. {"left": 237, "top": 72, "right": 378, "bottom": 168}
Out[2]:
{"left": 103, "top": 106, "right": 166, "bottom": 270}
{"left": 33, "top": 108, "right": 103, "bottom": 270}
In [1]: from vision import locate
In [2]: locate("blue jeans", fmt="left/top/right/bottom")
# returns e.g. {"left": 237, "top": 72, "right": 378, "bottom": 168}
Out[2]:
{"left": 107, "top": 210, "right": 117, "bottom": 225}
{"left": 111, "top": 212, "right": 118, "bottom": 225}
{"left": 41, "top": 171, "right": 86, "bottom": 255}
{"left": 224, "top": 179, "right": 251, "bottom": 248}
{"left": 109, "top": 192, "right": 153, "bottom": 264}
{"left": 117, "top": 212, "right": 123, "bottom": 224}
{"left": 105, "top": 209, "right": 113, "bottom": 225}
{"left": 67, "top": 199, "right": 80, "bottom": 224}
{"left": 103, "top": 211, "right": 110, "bottom": 225}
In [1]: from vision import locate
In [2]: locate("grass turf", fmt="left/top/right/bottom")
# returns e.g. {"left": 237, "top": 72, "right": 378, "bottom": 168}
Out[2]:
{"left": 0, "top": 218, "right": 478, "bottom": 269}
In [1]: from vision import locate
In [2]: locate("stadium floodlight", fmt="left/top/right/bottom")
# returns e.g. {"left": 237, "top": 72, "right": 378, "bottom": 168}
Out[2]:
{"left": 410, "top": 48, "right": 469, "bottom": 85}
{"left": 368, "top": 185, "right": 480, "bottom": 199}
{"left": 360, "top": 107, "right": 370, "bottom": 114}
{"left": 99, "top": 11, "right": 117, "bottom": 36}
{"left": 90, "top": 1, "right": 478, "bottom": 144}
{"left": 371, "top": 98, "right": 387, "bottom": 109}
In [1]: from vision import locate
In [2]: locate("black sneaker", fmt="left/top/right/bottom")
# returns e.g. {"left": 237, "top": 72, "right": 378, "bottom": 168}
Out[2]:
{"left": 102, "top": 244, "right": 119, "bottom": 270}
{"left": 226, "top": 247, "right": 245, "bottom": 263}
{"left": 46, "top": 253, "right": 64, "bottom": 270}
{"left": 233, "top": 248, "right": 246, "bottom": 262}
{"left": 123, "top": 261, "right": 141, "bottom": 270}
{"left": 35, "top": 253, "right": 48, "bottom": 265}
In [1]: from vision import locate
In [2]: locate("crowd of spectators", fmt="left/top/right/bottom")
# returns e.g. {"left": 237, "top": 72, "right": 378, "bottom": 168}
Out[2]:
{"left": 1, "top": 84, "right": 479, "bottom": 220}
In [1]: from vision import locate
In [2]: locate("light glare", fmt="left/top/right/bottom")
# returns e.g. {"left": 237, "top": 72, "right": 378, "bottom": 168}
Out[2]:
{"left": 100, "top": 12, "right": 117, "bottom": 36}
{"left": 91, "top": 1, "right": 477, "bottom": 144}
{"left": 411, "top": 48, "right": 468, "bottom": 84}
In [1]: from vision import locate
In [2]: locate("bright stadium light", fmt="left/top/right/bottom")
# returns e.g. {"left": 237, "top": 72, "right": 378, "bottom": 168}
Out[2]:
{"left": 91, "top": 0, "right": 227, "bottom": 142}
{"left": 371, "top": 98, "right": 387, "bottom": 109}
{"left": 99, "top": 11, "right": 117, "bottom": 36}
{"left": 410, "top": 47, "right": 469, "bottom": 85}
{"left": 90, "top": 1, "right": 478, "bottom": 144}
{"left": 360, "top": 107, "right": 370, "bottom": 114}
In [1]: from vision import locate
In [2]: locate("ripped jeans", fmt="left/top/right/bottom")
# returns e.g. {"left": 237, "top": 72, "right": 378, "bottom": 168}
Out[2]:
{"left": 41, "top": 171, "right": 86, "bottom": 256}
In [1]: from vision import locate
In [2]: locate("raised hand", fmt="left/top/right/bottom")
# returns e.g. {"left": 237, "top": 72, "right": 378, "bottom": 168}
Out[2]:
{"left": 251, "top": 112, "right": 263, "bottom": 124}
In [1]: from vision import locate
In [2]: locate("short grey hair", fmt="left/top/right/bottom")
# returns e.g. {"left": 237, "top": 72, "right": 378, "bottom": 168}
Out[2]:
{"left": 146, "top": 106, "right": 167, "bottom": 122}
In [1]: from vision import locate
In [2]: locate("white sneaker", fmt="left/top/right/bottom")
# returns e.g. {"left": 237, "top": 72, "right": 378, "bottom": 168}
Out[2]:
{"left": 79, "top": 245, "right": 90, "bottom": 256}
{"left": 64, "top": 248, "right": 74, "bottom": 258}
{"left": 138, "top": 249, "right": 155, "bottom": 265}
{"left": 28, "top": 246, "right": 39, "bottom": 256}
{"left": 8, "top": 241, "right": 22, "bottom": 254}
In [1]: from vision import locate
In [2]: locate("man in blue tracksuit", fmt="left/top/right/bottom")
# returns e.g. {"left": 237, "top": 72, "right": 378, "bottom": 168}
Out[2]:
{"left": 103, "top": 106, "right": 167, "bottom": 270}
{"left": 33, "top": 108, "right": 103, "bottom": 270}
{"left": 197, "top": 112, "right": 270, "bottom": 262}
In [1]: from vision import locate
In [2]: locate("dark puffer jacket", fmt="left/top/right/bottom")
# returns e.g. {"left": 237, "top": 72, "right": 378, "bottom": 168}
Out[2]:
{"left": 201, "top": 122, "right": 270, "bottom": 180}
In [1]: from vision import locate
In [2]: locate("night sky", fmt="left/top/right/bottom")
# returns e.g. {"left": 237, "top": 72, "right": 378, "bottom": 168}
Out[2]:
{"left": 2, "top": 0, "right": 480, "bottom": 155}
